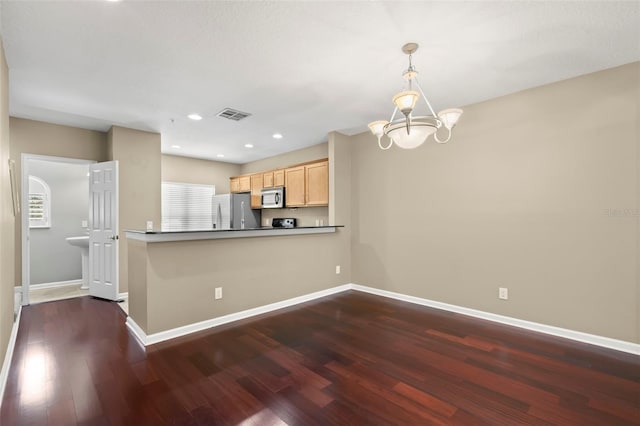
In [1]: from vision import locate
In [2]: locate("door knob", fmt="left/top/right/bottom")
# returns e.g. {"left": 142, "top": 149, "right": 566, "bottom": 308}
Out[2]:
{"left": 109, "top": 235, "right": 119, "bottom": 241}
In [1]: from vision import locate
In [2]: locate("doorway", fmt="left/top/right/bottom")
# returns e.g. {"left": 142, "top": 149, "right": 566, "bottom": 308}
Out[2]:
{"left": 21, "top": 154, "right": 95, "bottom": 305}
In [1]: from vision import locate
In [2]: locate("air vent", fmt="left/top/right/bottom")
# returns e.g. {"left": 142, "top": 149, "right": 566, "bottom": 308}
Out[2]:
{"left": 216, "top": 108, "right": 252, "bottom": 121}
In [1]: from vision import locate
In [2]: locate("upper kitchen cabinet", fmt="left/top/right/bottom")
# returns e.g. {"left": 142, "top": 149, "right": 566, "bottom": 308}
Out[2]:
{"left": 285, "top": 166, "right": 306, "bottom": 207}
{"left": 230, "top": 177, "right": 240, "bottom": 193}
{"left": 305, "top": 160, "right": 328, "bottom": 206}
{"left": 250, "top": 173, "right": 263, "bottom": 208}
{"left": 263, "top": 171, "right": 274, "bottom": 188}
{"left": 239, "top": 175, "right": 251, "bottom": 192}
{"left": 274, "top": 169, "right": 285, "bottom": 187}
{"left": 231, "top": 175, "right": 250, "bottom": 193}
{"left": 284, "top": 160, "right": 328, "bottom": 207}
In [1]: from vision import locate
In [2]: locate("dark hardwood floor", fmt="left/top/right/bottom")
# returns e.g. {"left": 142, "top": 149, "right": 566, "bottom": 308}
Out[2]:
{"left": 1, "top": 291, "right": 638, "bottom": 425}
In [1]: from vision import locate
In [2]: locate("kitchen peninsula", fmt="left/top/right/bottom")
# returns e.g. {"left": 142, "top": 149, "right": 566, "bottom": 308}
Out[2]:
{"left": 124, "top": 223, "right": 348, "bottom": 346}
{"left": 124, "top": 132, "right": 352, "bottom": 347}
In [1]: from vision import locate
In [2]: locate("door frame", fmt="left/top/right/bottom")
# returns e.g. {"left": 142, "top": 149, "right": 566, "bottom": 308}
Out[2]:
{"left": 20, "top": 154, "right": 96, "bottom": 306}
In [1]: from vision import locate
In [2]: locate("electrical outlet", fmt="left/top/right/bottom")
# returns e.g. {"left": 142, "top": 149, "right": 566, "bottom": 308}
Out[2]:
{"left": 335, "top": 265, "right": 341, "bottom": 274}
{"left": 215, "top": 287, "right": 223, "bottom": 300}
{"left": 498, "top": 287, "right": 508, "bottom": 300}
{"left": 146, "top": 221, "right": 153, "bottom": 231}
{"left": 81, "top": 220, "right": 88, "bottom": 228}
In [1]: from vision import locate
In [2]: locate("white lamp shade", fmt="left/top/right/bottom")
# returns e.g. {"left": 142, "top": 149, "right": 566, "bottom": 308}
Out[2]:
{"left": 387, "top": 122, "right": 437, "bottom": 149}
{"left": 392, "top": 90, "right": 420, "bottom": 112}
{"left": 368, "top": 120, "right": 388, "bottom": 137}
{"left": 438, "top": 108, "right": 463, "bottom": 129}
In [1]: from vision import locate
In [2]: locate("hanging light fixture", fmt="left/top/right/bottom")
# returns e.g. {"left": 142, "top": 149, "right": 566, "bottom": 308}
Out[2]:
{"left": 368, "top": 43, "right": 463, "bottom": 150}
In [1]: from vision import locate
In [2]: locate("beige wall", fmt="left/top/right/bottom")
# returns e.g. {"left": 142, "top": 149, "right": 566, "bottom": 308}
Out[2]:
{"left": 108, "top": 126, "right": 161, "bottom": 294}
{"left": 128, "top": 239, "right": 148, "bottom": 332}
{"left": 260, "top": 207, "right": 328, "bottom": 228}
{"left": 240, "top": 142, "right": 328, "bottom": 175}
{"left": 636, "top": 67, "right": 640, "bottom": 344}
{"left": 328, "top": 132, "right": 352, "bottom": 230}
{"left": 350, "top": 62, "right": 640, "bottom": 343}
{"left": 0, "top": 39, "right": 14, "bottom": 369}
{"left": 9, "top": 118, "right": 108, "bottom": 285}
{"left": 161, "top": 154, "right": 241, "bottom": 194}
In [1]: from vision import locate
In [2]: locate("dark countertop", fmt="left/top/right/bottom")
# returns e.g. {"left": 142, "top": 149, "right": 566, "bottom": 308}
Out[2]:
{"left": 124, "top": 225, "right": 344, "bottom": 242}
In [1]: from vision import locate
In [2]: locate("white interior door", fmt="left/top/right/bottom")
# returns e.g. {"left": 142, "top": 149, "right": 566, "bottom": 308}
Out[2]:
{"left": 89, "top": 161, "right": 119, "bottom": 301}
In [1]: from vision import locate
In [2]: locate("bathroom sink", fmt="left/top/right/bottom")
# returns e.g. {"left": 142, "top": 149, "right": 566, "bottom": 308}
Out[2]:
{"left": 66, "top": 236, "right": 89, "bottom": 289}
{"left": 66, "top": 236, "right": 89, "bottom": 248}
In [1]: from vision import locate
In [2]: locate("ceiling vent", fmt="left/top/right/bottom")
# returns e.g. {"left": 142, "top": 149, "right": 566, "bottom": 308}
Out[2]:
{"left": 216, "top": 108, "right": 252, "bottom": 121}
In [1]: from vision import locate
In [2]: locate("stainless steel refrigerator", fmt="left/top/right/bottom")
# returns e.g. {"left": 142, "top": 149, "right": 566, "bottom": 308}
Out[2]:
{"left": 212, "top": 192, "right": 261, "bottom": 230}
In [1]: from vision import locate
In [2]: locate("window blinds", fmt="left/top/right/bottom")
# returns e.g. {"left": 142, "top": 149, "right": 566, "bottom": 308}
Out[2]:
{"left": 29, "top": 193, "right": 48, "bottom": 227}
{"left": 28, "top": 175, "right": 51, "bottom": 228}
{"left": 161, "top": 182, "right": 215, "bottom": 231}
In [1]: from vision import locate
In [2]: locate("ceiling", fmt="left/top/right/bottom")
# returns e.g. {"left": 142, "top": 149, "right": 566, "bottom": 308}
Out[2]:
{"left": 1, "top": 1, "right": 639, "bottom": 164}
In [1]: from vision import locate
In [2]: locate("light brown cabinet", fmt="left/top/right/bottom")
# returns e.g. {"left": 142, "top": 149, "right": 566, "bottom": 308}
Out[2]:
{"left": 239, "top": 176, "right": 250, "bottom": 192}
{"left": 284, "top": 166, "right": 306, "bottom": 207}
{"left": 250, "top": 174, "right": 263, "bottom": 209}
{"left": 274, "top": 169, "right": 285, "bottom": 187}
{"left": 231, "top": 175, "right": 251, "bottom": 193}
{"left": 305, "top": 160, "right": 329, "bottom": 206}
{"left": 284, "top": 160, "right": 329, "bottom": 207}
{"left": 263, "top": 171, "right": 274, "bottom": 188}
{"left": 230, "top": 177, "right": 240, "bottom": 193}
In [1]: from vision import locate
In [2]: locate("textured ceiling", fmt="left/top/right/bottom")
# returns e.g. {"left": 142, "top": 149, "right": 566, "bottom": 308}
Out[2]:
{"left": 1, "top": 1, "right": 639, "bottom": 163}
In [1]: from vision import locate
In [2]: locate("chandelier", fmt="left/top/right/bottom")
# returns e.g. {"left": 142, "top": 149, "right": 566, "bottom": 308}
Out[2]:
{"left": 368, "top": 43, "right": 463, "bottom": 150}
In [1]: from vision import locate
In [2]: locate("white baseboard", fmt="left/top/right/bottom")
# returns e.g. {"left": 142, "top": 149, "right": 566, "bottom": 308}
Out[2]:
{"left": 125, "top": 317, "right": 147, "bottom": 348}
{"left": 351, "top": 284, "right": 640, "bottom": 355}
{"left": 18, "top": 279, "right": 83, "bottom": 291}
{"left": 127, "top": 284, "right": 353, "bottom": 346}
{"left": 0, "top": 304, "right": 22, "bottom": 405}
{"left": 118, "top": 292, "right": 128, "bottom": 300}
{"left": 124, "top": 283, "right": 639, "bottom": 355}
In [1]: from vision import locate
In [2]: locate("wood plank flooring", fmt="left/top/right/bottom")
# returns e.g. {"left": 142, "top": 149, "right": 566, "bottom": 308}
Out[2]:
{"left": 1, "top": 291, "right": 638, "bottom": 425}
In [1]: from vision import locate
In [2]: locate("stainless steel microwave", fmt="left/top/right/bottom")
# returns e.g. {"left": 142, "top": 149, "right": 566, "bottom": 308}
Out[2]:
{"left": 261, "top": 187, "right": 285, "bottom": 209}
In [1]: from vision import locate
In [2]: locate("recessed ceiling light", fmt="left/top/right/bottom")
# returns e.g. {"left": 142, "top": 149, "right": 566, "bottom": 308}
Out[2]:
{"left": 216, "top": 154, "right": 225, "bottom": 158}
{"left": 272, "top": 133, "right": 283, "bottom": 139}
{"left": 188, "top": 113, "right": 203, "bottom": 121}
{"left": 170, "top": 145, "right": 181, "bottom": 149}
{"left": 244, "top": 144, "right": 254, "bottom": 148}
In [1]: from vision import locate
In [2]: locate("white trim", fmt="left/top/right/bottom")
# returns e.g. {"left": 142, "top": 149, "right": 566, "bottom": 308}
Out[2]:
{"left": 123, "top": 283, "right": 640, "bottom": 355}
{"left": 21, "top": 154, "right": 96, "bottom": 306}
{"left": 125, "top": 317, "right": 147, "bottom": 348}
{"left": 0, "top": 304, "right": 22, "bottom": 404}
{"left": 20, "top": 279, "right": 83, "bottom": 291}
{"left": 351, "top": 284, "right": 640, "bottom": 355}
{"left": 127, "top": 284, "right": 352, "bottom": 346}
{"left": 118, "top": 292, "right": 128, "bottom": 300}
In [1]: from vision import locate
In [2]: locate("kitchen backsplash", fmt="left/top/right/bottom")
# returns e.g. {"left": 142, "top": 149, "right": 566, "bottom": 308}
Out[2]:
{"left": 260, "top": 206, "right": 328, "bottom": 227}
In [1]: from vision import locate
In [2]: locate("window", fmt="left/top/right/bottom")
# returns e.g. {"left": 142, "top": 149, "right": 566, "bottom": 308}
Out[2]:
{"left": 161, "top": 182, "right": 215, "bottom": 231}
{"left": 28, "top": 175, "right": 51, "bottom": 228}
